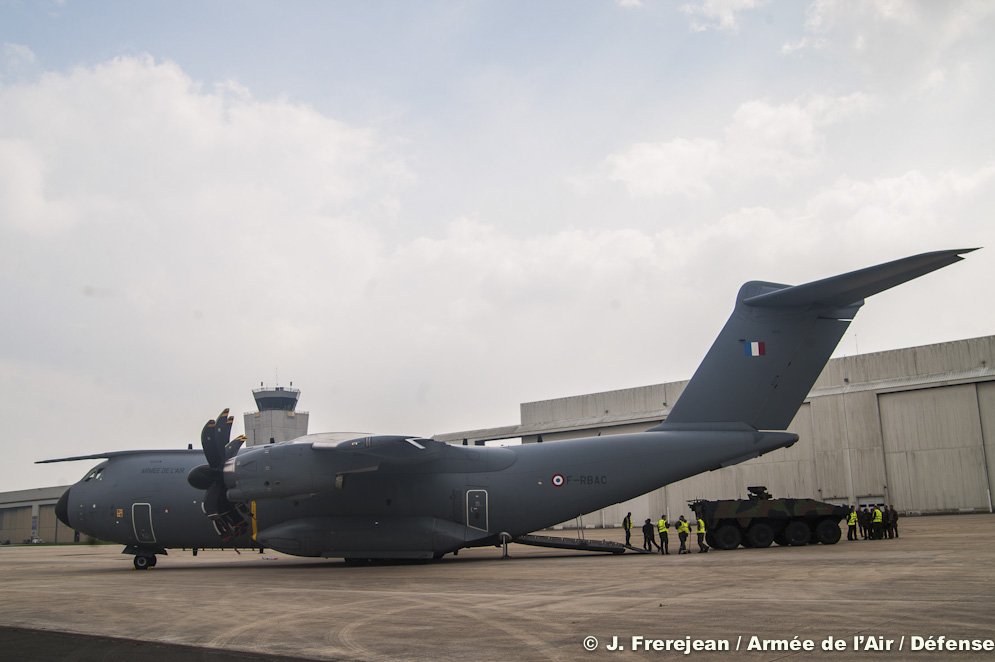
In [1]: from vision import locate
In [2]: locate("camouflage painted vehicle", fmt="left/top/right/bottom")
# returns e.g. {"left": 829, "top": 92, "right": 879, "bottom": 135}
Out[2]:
{"left": 690, "top": 486, "right": 848, "bottom": 550}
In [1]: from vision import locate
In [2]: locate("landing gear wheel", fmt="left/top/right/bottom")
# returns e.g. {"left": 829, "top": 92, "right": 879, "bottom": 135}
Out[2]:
{"left": 784, "top": 520, "right": 812, "bottom": 546}
{"left": 745, "top": 522, "right": 774, "bottom": 548}
{"left": 133, "top": 554, "right": 153, "bottom": 570}
{"left": 815, "top": 519, "right": 843, "bottom": 545}
{"left": 714, "top": 524, "right": 742, "bottom": 550}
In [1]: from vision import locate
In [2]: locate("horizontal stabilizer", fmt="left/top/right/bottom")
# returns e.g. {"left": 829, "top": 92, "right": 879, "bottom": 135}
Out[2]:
{"left": 743, "top": 248, "right": 977, "bottom": 309}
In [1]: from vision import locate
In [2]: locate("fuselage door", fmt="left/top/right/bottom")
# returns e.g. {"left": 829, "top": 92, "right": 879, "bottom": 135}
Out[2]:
{"left": 466, "top": 489, "right": 488, "bottom": 532}
{"left": 132, "top": 503, "right": 156, "bottom": 544}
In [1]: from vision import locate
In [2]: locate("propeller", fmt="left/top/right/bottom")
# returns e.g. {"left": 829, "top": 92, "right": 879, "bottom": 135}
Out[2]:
{"left": 187, "top": 408, "right": 249, "bottom": 540}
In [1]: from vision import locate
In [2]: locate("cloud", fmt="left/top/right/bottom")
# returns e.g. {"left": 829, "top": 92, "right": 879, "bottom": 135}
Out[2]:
{"left": 2, "top": 51, "right": 993, "bottom": 492}
{"left": 783, "top": 1, "right": 995, "bottom": 97}
{"left": 680, "top": 0, "right": 766, "bottom": 32}
{"left": 2, "top": 43, "right": 39, "bottom": 81}
{"left": 603, "top": 93, "right": 873, "bottom": 198}
{"left": 3, "top": 42, "right": 36, "bottom": 66}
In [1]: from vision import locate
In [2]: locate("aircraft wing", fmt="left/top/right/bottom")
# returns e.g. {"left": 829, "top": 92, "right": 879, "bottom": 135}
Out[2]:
{"left": 37, "top": 449, "right": 197, "bottom": 463}
{"left": 310, "top": 434, "right": 446, "bottom": 466}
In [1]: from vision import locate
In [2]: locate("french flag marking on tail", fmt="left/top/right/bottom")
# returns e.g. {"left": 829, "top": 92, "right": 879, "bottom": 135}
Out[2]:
{"left": 744, "top": 341, "right": 766, "bottom": 357}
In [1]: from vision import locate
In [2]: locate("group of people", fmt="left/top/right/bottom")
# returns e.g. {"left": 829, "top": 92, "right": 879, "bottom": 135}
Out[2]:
{"left": 846, "top": 504, "right": 900, "bottom": 541}
{"left": 622, "top": 512, "right": 709, "bottom": 555}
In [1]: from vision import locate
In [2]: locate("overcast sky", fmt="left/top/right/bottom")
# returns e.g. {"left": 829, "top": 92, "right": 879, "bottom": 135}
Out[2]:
{"left": 2, "top": 1, "right": 993, "bottom": 492}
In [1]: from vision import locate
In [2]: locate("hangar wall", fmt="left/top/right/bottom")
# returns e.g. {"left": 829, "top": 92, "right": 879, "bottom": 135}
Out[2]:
{"left": 438, "top": 335, "right": 995, "bottom": 527}
{"left": 545, "top": 336, "right": 995, "bottom": 526}
{"left": 0, "top": 487, "right": 79, "bottom": 544}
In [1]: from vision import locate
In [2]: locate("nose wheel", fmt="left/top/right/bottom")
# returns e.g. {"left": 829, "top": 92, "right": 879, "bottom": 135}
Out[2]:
{"left": 133, "top": 554, "right": 157, "bottom": 570}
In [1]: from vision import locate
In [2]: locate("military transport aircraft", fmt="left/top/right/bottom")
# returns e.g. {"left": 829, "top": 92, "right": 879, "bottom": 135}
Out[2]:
{"left": 42, "top": 249, "right": 974, "bottom": 569}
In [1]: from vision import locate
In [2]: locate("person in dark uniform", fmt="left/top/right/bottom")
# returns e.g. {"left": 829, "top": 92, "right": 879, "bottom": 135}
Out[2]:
{"left": 846, "top": 506, "right": 858, "bottom": 541}
{"left": 641, "top": 519, "right": 659, "bottom": 552}
{"left": 623, "top": 512, "right": 633, "bottom": 546}
{"left": 657, "top": 515, "right": 669, "bottom": 555}
{"left": 882, "top": 506, "right": 892, "bottom": 539}
{"left": 858, "top": 505, "right": 870, "bottom": 539}
{"left": 888, "top": 505, "right": 900, "bottom": 538}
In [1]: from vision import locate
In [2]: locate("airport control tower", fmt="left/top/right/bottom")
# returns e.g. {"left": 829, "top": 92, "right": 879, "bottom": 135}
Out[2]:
{"left": 243, "top": 383, "right": 309, "bottom": 447}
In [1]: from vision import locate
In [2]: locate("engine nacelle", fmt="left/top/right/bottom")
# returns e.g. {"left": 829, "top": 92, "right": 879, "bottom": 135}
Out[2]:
{"left": 224, "top": 442, "right": 378, "bottom": 501}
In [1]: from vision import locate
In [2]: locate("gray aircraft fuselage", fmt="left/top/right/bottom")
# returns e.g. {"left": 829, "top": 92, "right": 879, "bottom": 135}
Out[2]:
{"left": 59, "top": 427, "right": 793, "bottom": 558}
{"left": 48, "top": 249, "right": 976, "bottom": 564}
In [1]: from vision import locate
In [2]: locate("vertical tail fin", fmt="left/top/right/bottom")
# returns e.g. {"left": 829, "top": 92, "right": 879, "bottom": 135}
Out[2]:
{"left": 656, "top": 249, "right": 977, "bottom": 431}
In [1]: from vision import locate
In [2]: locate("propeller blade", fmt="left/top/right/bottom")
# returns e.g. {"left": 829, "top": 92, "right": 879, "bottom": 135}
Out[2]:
{"left": 225, "top": 434, "right": 246, "bottom": 460}
{"left": 201, "top": 413, "right": 229, "bottom": 470}
{"left": 215, "top": 409, "right": 233, "bottom": 441}
{"left": 203, "top": 481, "right": 230, "bottom": 518}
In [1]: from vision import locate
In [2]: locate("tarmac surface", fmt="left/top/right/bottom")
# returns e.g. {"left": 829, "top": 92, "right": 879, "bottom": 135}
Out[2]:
{"left": 1, "top": 514, "right": 994, "bottom": 661}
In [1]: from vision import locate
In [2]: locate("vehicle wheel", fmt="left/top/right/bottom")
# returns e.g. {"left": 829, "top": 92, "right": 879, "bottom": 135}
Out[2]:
{"left": 133, "top": 555, "right": 152, "bottom": 570}
{"left": 714, "top": 524, "right": 742, "bottom": 550}
{"left": 745, "top": 522, "right": 774, "bottom": 548}
{"left": 705, "top": 532, "right": 716, "bottom": 548}
{"left": 784, "top": 520, "right": 811, "bottom": 546}
{"left": 148, "top": 555, "right": 157, "bottom": 567}
{"left": 815, "top": 519, "right": 843, "bottom": 545}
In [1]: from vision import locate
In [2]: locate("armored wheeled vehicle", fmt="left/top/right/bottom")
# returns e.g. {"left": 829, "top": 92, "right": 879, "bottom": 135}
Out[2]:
{"left": 690, "top": 486, "right": 848, "bottom": 550}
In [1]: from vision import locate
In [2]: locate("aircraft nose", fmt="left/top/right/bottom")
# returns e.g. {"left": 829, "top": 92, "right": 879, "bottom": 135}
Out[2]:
{"left": 55, "top": 488, "right": 71, "bottom": 528}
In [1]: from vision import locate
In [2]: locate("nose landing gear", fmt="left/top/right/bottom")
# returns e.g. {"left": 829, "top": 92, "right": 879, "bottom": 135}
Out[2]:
{"left": 133, "top": 554, "right": 157, "bottom": 570}
{"left": 124, "top": 544, "right": 166, "bottom": 570}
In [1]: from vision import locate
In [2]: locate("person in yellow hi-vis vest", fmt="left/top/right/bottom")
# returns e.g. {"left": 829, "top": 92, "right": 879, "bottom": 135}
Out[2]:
{"left": 871, "top": 505, "right": 884, "bottom": 540}
{"left": 694, "top": 515, "right": 710, "bottom": 553}
{"left": 847, "top": 506, "right": 858, "bottom": 541}
{"left": 622, "top": 512, "right": 633, "bottom": 546}
{"left": 657, "top": 516, "right": 669, "bottom": 555}
{"left": 676, "top": 516, "right": 690, "bottom": 554}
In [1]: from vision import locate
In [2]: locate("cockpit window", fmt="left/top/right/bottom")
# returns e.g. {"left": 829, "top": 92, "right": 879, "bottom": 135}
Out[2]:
{"left": 83, "top": 467, "right": 104, "bottom": 482}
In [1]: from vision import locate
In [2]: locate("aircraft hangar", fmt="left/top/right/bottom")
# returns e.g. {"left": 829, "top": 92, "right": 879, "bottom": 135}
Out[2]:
{"left": 2, "top": 335, "right": 993, "bottom": 544}
{"left": 435, "top": 334, "right": 995, "bottom": 528}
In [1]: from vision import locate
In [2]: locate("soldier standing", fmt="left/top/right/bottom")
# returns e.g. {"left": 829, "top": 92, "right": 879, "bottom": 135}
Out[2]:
{"left": 846, "top": 506, "right": 858, "bottom": 541}
{"left": 657, "top": 515, "right": 669, "bottom": 555}
{"left": 641, "top": 518, "right": 659, "bottom": 552}
{"left": 694, "top": 514, "right": 710, "bottom": 553}
{"left": 676, "top": 516, "right": 690, "bottom": 554}
{"left": 882, "top": 506, "right": 892, "bottom": 539}
{"left": 858, "top": 505, "right": 870, "bottom": 539}
{"left": 889, "top": 505, "right": 900, "bottom": 538}
{"left": 623, "top": 512, "right": 633, "bottom": 546}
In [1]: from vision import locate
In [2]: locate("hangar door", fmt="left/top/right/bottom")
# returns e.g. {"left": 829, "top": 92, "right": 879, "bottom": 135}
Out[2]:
{"left": 879, "top": 384, "right": 990, "bottom": 512}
